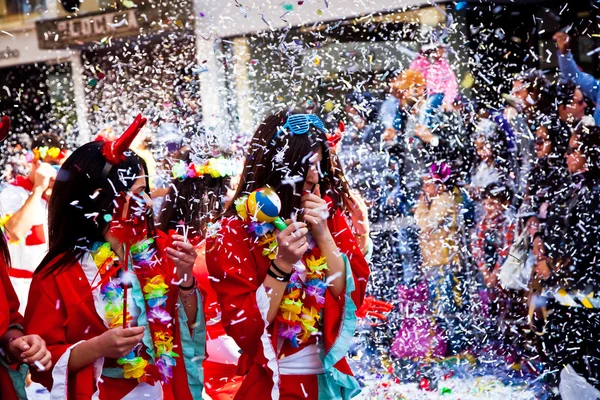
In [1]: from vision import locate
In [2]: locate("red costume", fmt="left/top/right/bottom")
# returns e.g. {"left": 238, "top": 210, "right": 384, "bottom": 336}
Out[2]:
{"left": 206, "top": 209, "right": 370, "bottom": 399}
{"left": 195, "top": 241, "right": 244, "bottom": 399}
{"left": 0, "top": 257, "right": 26, "bottom": 400}
{"left": 23, "top": 232, "right": 203, "bottom": 400}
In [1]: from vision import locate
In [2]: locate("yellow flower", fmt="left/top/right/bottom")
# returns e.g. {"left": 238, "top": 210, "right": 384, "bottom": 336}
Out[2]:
{"left": 306, "top": 255, "right": 328, "bottom": 274}
{"left": 298, "top": 321, "right": 318, "bottom": 342}
{"left": 143, "top": 275, "right": 168, "bottom": 298}
{"left": 262, "top": 241, "right": 277, "bottom": 260}
{"left": 154, "top": 331, "right": 175, "bottom": 355}
{"left": 47, "top": 147, "right": 61, "bottom": 159}
{"left": 301, "top": 306, "right": 321, "bottom": 324}
{"left": 279, "top": 298, "right": 302, "bottom": 321}
{"left": 0, "top": 214, "right": 18, "bottom": 244}
{"left": 92, "top": 243, "right": 116, "bottom": 269}
{"left": 121, "top": 357, "right": 148, "bottom": 380}
{"left": 286, "top": 289, "right": 301, "bottom": 300}
{"left": 106, "top": 310, "right": 130, "bottom": 329}
{"left": 235, "top": 197, "right": 248, "bottom": 220}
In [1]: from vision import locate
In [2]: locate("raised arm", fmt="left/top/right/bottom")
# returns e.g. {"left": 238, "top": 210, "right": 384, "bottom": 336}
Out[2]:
{"left": 554, "top": 32, "right": 600, "bottom": 102}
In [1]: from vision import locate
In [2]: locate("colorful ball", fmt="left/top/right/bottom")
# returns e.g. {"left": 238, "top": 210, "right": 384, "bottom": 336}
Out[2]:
{"left": 247, "top": 187, "right": 282, "bottom": 223}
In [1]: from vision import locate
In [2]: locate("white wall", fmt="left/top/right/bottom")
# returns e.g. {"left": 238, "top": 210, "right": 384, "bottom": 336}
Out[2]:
{"left": 199, "top": 0, "right": 436, "bottom": 38}
{"left": 0, "top": 26, "right": 72, "bottom": 68}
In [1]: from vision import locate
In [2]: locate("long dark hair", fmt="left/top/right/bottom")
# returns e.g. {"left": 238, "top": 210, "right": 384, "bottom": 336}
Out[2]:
{"left": 579, "top": 125, "right": 600, "bottom": 181}
{"left": 36, "top": 141, "right": 149, "bottom": 276}
{"left": 0, "top": 233, "right": 10, "bottom": 268}
{"left": 157, "top": 147, "right": 231, "bottom": 240}
{"left": 224, "top": 112, "right": 341, "bottom": 219}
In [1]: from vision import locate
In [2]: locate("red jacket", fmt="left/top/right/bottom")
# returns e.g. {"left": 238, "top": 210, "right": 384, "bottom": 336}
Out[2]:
{"left": 206, "top": 209, "right": 370, "bottom": 399}
{"left": 0, "top": 257, "right": 24, "bottom": 400}
{"left": 23, "top": 232, "right": 195, "bottom": 400}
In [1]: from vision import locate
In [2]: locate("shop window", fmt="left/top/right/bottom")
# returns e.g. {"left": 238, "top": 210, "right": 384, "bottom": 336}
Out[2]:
{"left": 0, "top": 0, "right": 45, "bottom": 20}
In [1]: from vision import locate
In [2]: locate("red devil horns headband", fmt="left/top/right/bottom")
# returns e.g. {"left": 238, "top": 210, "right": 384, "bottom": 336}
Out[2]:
{"left": 102, "top": 114, "right": 147, "bottom": 165}
{"left": 0, "top": 116, "right": 11, "bottom": 143}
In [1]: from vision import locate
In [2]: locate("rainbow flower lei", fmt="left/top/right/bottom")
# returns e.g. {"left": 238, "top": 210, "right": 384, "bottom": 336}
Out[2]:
{"left": 26, "top": 146, "right": 67, "bottom": 162}
{"left": 92, "top": 239, "right": 178, "bottom": 383}
{"left": 236, "top": 195, "right": 328, "bottom": 347}
{"left": 172, "top": 157, "right": 241, "bottom": 180}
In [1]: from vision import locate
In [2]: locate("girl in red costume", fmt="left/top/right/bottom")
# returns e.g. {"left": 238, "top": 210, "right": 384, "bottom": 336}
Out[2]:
{"left": 23, "top": 115, "right": 204, "bottom": 399}
{"left": 158, "top": 146, "right": 244, "bottom": 399}
{"left": 0, "top": 116, "right": 53, "bottom": 400}
{"left": 207, "top": 112, "right": 370, "bottom": 399}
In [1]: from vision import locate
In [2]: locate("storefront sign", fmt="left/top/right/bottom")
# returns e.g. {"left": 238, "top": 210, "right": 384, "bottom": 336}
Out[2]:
{"left": 0, "top": 47, "right": 20, "bottom": 60}
{"left": 35, "top": 8, "right": 161, "bottom": 50}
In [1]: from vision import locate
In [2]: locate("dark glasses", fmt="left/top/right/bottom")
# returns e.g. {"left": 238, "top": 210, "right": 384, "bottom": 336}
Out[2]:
{"left": 273, "top": 114, "right": 327, "bottom": 141}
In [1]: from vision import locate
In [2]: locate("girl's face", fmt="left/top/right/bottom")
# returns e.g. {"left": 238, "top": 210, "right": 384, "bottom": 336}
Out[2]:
{"left": 483, "top": 197, "right": 507, "bottom": 220}
{"left": 566, "top": 134, "right": 587, "bottom": 174}
{"left": 104, "top": 169, "right": 152, "bottom": 244}
{"left": 303, "top": 147, "right": 323, "bottom": 194}
{"left": 475, "top": 137, "right": 493, "bottom": 161}
{"left": 534, "top": 126, "right": 552, "bottom": 158}
{"left": 422, "top": 177, "right": 439, "bottom": 197}
{"left": 511, "top": 79, "right": 530, "bottom": 105}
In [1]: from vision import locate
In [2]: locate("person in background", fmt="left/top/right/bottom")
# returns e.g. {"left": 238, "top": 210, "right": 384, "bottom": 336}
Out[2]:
{"left": 520, "top": 82, "right": 572, "bottom": 228}
{"left": 471, "top": 183, "right": 518, "bottom": 359}
{"left": 503, "top": 70, "right": 550, "bottom": 199}
{"left": 414, "top": 164, "right": 468, "bottom": 355}
{"left": 470, "top": 111, "right": 514, "bottom": 205}
{"left": 554, "top": 80, "right": 588, "bottom": 129}
{"left": 409, "top": 41, "right": 459, "bottom": 108}
{"left": 534, "top": 126, "right": 600, "bottom": 394}
{"left": 379, "top": 70, "right": 426, "bottom": 144}
{"left": 0, "top": 133, "right": 67, "bottom": 313}
{"left": 554, "top": 31, "right": 600, "bottom": 125}
{"left": 157, "top": 147, "right": 244, "bottom": 400}
{"left": 336, "top": 91, "right": 385, "bottom": 206}
{"left": 0, "top": 116, "right": 53, "bottom": 400}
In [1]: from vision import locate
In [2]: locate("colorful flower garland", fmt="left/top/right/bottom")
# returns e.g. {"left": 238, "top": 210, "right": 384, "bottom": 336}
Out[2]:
{"left": 92, "top": 238, "right": 178, "bottom": 383}
{"left": 172, "top": 157, "right": 241, "bottom": 180}
{"left": 236, "top": 195, "right": 328, "bottom": 347}
{"left": 26, "top": 146, "right": 67, "bottom": 162}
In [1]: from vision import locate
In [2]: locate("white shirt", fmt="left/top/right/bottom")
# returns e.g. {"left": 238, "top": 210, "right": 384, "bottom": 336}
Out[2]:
{"left": 0, "top": 183, "right": 48, "bottom": 273}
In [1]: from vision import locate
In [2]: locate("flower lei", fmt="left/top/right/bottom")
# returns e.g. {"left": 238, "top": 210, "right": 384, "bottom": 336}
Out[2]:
{"left": 26, "top": 146, "right": 67, "bottom": 162}
{"left": 92, "top": 238, "right": 178, "bottom": 383}
{"left": 172, "top": 157, "right": 241, "bottom": 180}
{"left": 236, "top": 195, "right": 328, "bottom": 347}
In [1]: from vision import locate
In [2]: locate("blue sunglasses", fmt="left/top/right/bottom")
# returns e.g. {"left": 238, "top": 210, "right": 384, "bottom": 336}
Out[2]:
{"left": 273, "top": 114, "right": 327, "bottom": 141}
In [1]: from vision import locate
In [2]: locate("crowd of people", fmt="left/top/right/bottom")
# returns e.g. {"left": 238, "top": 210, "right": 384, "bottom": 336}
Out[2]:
{"left": 337, "top": 31, "right": 600, "bottom": 397}
{"left": 0, "top": 30, "right": 598, "bottom": 400}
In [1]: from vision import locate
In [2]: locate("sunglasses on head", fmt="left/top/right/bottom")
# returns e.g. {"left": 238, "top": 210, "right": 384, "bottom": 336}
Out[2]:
{"left": 272, "top": 114, "right": 327, "bottom": 141}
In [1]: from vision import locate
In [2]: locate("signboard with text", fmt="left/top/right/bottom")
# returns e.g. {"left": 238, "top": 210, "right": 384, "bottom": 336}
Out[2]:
{"left": 35, "top": 5, "right": 187, "bottom": 50}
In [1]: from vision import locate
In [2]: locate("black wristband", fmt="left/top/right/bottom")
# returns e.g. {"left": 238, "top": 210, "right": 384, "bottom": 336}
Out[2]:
{"left": 179, "top": 277, "right": 196, "bottom": 291}
{"left": 267, "top": 266, "right": 291, "bottom": 282}
{"left": 270, "top": 260, "right": 292, "bottom": 278}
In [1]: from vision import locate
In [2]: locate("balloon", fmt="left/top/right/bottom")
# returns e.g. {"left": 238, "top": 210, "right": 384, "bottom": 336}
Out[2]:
{"left": 247, "top": 188, "right": 288, "bottom": 231}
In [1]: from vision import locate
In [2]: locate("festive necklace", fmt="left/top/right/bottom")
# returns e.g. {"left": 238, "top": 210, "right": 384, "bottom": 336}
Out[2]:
{"left": 235, "top": 195, "right": 328, "bottom": 347}
{"left": 92, "top": 238, "right": 178, "bottom": 384}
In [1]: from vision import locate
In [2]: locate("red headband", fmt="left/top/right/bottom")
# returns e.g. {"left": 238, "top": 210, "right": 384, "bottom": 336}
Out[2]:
{"left": 102, "top": 114, "right": 147, "bottom": 165}
{"left": 0, "top": 116, "right": 11, "bottom": 143}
